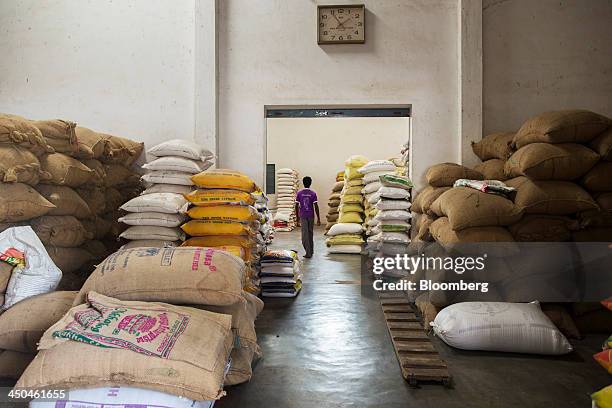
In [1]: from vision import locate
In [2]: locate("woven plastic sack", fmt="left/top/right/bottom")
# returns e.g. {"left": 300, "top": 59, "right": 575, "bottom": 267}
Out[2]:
{"left": 147, "top": 139, "right": 214, "bottom": 161}
{"left": 358, "top": 160, "right": 395, "bottom": 174}
{"left": 120, "top": 226, "right": 186, "bottom": 241}
{"left": 192, "top": 169, "right": 256, "bottom": 192}
{"left": 121, "top": 193, "right": 188, "bottom": 214}
{"left": 327, "top": 223, "right": 363, "bottom": 236}
{"left": 142, "top": 170, "right": 194, "bottom": 186}
{"left": 143, "top": 156, "right": 212, "bottom": 174}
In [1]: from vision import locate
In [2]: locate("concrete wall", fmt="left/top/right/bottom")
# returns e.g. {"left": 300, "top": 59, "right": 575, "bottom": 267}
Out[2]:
{"left": 266, "top": 117, "right": 410, "bottom": 219}
{"left": 0, "top": 0, "right": 196, "bottom": 148}
{"left": 218, "top": 0, "right": 460, "bottom": 188}
{"left": 483, "top": 0, "right": 612, "bottom": 134}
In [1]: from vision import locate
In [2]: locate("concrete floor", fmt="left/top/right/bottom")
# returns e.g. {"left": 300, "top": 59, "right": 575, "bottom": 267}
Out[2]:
{"left": 218, "top": 227, "right": 610, "bottom": 408}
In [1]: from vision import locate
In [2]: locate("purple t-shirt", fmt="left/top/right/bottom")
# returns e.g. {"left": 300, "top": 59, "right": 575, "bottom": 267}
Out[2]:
{"left": 295, "top": 188, "right": 318, "bottom": 219}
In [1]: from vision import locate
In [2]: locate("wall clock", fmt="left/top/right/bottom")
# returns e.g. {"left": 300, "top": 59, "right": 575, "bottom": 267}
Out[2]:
{"left": 317, "top": 4, "right": 365, "bottom": 44}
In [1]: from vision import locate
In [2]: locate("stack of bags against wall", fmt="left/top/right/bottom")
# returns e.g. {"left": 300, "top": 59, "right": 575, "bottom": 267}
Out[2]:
{"left": 325, "top": 176, "right": 344, "bottom": 233}
{"left": 0, "top": 114, "right": 143, "bottom": 289}
{"left": 326, "top": 156, "right": 368, "bottom": 254}
{"left": 16, "top": 246, "right": 264, "bottom": 404}
{"left": 118, "top": 140, "right": 213, "bottom": 249}
{"left": 260, "top": 249, "right": 301, "bottom": 297}
{"left": 359, "top": 160, "right": 412, "bottom": 259}
{"left": 273, "top": 168, "right": 299, "bottom": 232}
{"left": 181, "top": 169, "right": 262, "bottom": 294}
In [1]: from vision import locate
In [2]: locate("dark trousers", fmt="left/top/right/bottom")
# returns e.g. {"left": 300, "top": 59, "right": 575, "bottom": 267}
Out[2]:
{"left": 301, "top": 216, "right": 314, "bottom": 256}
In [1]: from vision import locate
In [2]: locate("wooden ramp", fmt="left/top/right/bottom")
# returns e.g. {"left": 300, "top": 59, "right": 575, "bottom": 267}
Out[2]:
{"left": 379, "top": 292, "right": 452, "bottom": 387}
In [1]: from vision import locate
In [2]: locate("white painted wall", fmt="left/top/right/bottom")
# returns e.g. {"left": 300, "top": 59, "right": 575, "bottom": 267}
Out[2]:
{"left": 0, "top": 0, "right": 196, "bottom": 148}
{"left": 266, "top": 116, "right": 410, "bottom": 219}
{"left": 483, "top": 0, "right": 612, "bottom": 134}
{"left": 218, "top": 0, "right": 460, "bottom": 189}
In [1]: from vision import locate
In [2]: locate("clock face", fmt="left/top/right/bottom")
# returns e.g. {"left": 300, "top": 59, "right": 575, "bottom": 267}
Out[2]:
{"left": 318, "top": 5, "right": 365, "bottom": 44}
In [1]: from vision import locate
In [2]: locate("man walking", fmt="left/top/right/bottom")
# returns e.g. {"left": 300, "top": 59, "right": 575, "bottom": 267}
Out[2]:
{"left": 295, "top": 176, "right": 321, "bottom": 258}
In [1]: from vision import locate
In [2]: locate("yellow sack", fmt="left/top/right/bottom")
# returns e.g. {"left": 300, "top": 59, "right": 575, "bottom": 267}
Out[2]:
{"left": 339, "top": 203, "right": 364, "bottom": 213}
{"left": 326, "top": 234, "right": 364, "bottom": 246}
{"left": 187, "top": 205, "right": 258, "bottom": 222}
{"left": 181, "top": 220, "right": 254, "bottom": 237}
{"left": 365, "top": 207, "right": 379, "bottom": 217}
{"left": 182, "top": 235, "right": 253, "bottom": 249}
{"left": 336, "top": 171, "right": 345, "bottom": 182}
{"left": 592, "top": 385, "right": 612, "bottom": 408}
{"left": 341, "top": 194, "right": 363, "bottom": 204}
{"left": 347, "top": 179, "right": 364, "bottom": 187}
{"left": 338, "top": 211, "right": 364, "bottom": 223}
{"left": 344, "top": 167, "right": 364, "bottom": 181}
{"left": 344, "top": 155, "right": 369, "bottom": 168}
{"left": 185, "top": 189, "right": 255, "bottom": 207}
{"left": 342, "top": 186, "right": 362, "bottom": 195}
{"left": 191, "top": 169, "right": 256, "bottom": 192}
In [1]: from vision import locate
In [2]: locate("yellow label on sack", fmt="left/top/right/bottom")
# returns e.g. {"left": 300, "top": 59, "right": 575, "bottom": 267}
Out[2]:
{"left": 184, "top": 189, "right": 255, "bottom": 206}
{"left": 191, "top": 169, "right": 256, "bottom": 192}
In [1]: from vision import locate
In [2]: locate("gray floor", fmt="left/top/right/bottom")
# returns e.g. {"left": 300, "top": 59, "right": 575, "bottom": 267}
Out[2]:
{"left": 218, "top": 227, "right": 610, "bottom": 408}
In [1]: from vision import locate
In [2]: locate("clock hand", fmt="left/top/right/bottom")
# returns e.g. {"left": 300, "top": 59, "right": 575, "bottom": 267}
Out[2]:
{"left": 330, "top": 13, "right": 342, "bottom": 28}
{"left": 338, "top": 16, "right": 353, "bottom": 29}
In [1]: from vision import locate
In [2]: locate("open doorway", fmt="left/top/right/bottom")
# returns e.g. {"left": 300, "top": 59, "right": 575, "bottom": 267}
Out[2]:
{"left": 265, "top": 107, "right": 411, "bottom": 225}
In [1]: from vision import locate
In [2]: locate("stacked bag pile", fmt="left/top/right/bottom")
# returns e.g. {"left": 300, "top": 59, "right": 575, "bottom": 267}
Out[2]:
{"left": 326, "top": 156, "right": 368, "bottom": 254}
{"left": 324, "top": 171, "right": 344, "bottom": 233}
{"left": 181, "top": 169, "right": 263, "bottom": 294}
{"left": 118, "top": 139, "right": 214, "bottom": 248}
{"left": 13, "top": 246, "right": 263, "bottom": 405}
{"left": 0, "top": 114, "right": 143, "bottom": 289}
{"left": 273, "top": 168, "right": 299, "bottom": 232}
{"left": 260, "top": 249, "right": 302, "bottom": 297}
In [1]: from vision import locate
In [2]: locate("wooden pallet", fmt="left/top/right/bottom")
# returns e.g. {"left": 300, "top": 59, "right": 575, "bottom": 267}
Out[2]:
{"left": 379, "top": 292, "right": 452, "bottom": 387}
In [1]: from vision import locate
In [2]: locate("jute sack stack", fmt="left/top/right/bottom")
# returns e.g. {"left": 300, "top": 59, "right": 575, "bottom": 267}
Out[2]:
{"left": 0, "top": 145, "right": 50, "bottom": 185}
{"left": 471, "top": 132, "right": 516, "bottom": 181}
{"left": 0, "top": 183, "right": 55, "bottom": 222}
{"left": 0, "top": 114, "right": 53, "bottom": 156}
{"left": 425, "top": 163, "right": 484, "bottom": 187}
{"left": 474, "top": 159, "right": 507, "bottom": 181}
{"left": 18, "top": 292, "right": 234, "bottom": 401}
{"left": 29, "top": 119, "right": 78, "bottom": 156}
{"left": 0, "top": 349, "right": 35, "bottom": 380}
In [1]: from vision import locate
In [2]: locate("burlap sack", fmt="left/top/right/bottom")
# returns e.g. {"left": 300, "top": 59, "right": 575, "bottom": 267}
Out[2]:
{"left": 578, "top": 210, "right": 612, "bottom": 229}
{"left": 0, "top": 183, "right": 55, "bottom": 222}
{"left": 429, "top": 187, "right": 523, "bottom": 230}
{"left": 596, "top": 193, "right": 612, "bottom": 211}
{"left": 81, "top": 216, "right": 113, "bottom": 240}
{"left": 31, "top": 119, "right": 78, "bottom": 155}
{"left": 425, "top": 163, "right": 484, "bottom": 187}
{"left": 80, "top": 240, "right": 108, "bottom": 260}
{"left": 412, "top": 213, "right": 435, "bottom": 242}
{"left": 430, "top": 216, "right": 516, "bottom": 243}
{"left": 572, "top": 227, "right": 612, "bottom": 242}
{"left": 504, "top": 143, "right": 600, "bottom": 180}
{"left": 225, "top": 346, "right": 258, "bottom": 386}
{"left": 102, "top": 134, "right": 144, "bottom": 166}
{"left": 474, "top": 159, "right": 507, "bottom": 181}
{"left": 0, "top": 262, "right": 13, "bottom": 294}
{"left": 104, "top": 164, "right": 141, "bottom": 187}
{"left": 415, "top": 293, "right": 440, "bottom": 333}
{"left": 76, "top": 186, "right": 107, "bottom": 215}
{"left": 56, "top": 271, "right": 88, "bottom": 292}
{"left": 508, "top": 215, "right": 577, "bottom": 242}
{"left": 0, "top": 349, "right": 35, "bottom": 379}
{"left": 40, "top": 153, "right": 94, "bottom": 187}
{"left": 0, "top": 145, "right": 48, "bottom": 185}
{"left": 36, "top": 184, "right": 92, "bottom": 219}
{"left": 540, "top": 304, "right": 581, "bottom": 340}
{"left": 0, "top": 114, "right": 53, "bottom": 156}
{"left": 74, "top": 126, "right": 107, "bottom": 159}
{"left": 332, "top": 181, "right": 344, "bottom": 192}
{"left": 326, "top": 212, "right": 339, "bottom": 222}
{"left": 589, "top": 127, "right": 612, "bottom": 161}
{"left": 81, "top": 158, "right": 106, "bottom": 186}
{"left": 513, "top": 110, "right": 610, "bottom": 148}
{"left": 30, "top": 216, "right": 91, "bottom": 247}
{"left": 415, "top": 186, "right": 451, "bottom": 214}
{"left": 471, "top": 132, "right": 515, "bottom": 161}
{"left": 106, "top": 187, "right": 124, "bottom": 211}
{"left": 581, "top": 162, "right": 612, "bottom": 192}
{"left": 0, "top": 291, "right": 77, "bottom": 353}
{"left": 506, "top": 177, "right": 598, "bottom": 215}
{"left": 45, "top": 246, "right": 93, "bottom": 274}
{"left": 19, "top": 292, "right": 233, "bottom": 401}
{"left": 74, "top": 247, "right": 246, "bottom": 306}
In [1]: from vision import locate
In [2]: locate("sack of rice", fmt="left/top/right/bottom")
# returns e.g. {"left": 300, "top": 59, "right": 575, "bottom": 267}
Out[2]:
{"left": 0, "top": 145, "right": 49, "bottom": 185}
{"left": 589, "top": 127, "right": 612, "bottom": 161}
{"left": 430, "top": 217, "right": 515, "bottom": 243}
{"left": 142, "top": 170, "right": 194, "bottom": 186}
{"left": 337, "top": 211, "right": 363, "bottom": 223}
{"left": 471, "top": 132, "right": 515, "bottom": 161}
{"left": 326, "top": 234, "right": 365, "bottom": 246}
{"left": 19, "top": 292, "right": 233, "bottom": 401}
{"left": 474, "top": 159, "right": 507, "bottom": 181}
{"left": 192, "top": 169, "right": 256, "bottom": 193}
{"left": 142, "top": 183, "right": 193, "bottom": 195}
{"left": 513, "top": 110, "right": 610, "bottom": 148}
{"left": 119, "top": 212, "right": 186, "bottom": 228}
{"left": 0, "top": 183, "right": 55, "bottom": 222}
{"left": 0, "top": 349, "right": 35, "bottom": 379}
{"left": 121, "top": 193, "right": 188, "bottom": 214}
{"left": 30, "top": 215, "right": 91, "bottom": 247}
{"left": 506, "top": 177, "right": 598, "bottom": 215}
{"left": 0, "top": 114, "right": 53, "bottom": 156}
{"left": 75, "top": 247, "right": 245, "bottom": 306}
{"left": 80, "top": 240, "right": 108, "bottom": 260}
{"left": 581, "top": 162, "right": 612, "bottom": 192}
{"left": 379, "top": 173, "right": 413, "bottom": 190}
{"left": 104, "top": 163, "right": 141, "bottom": 187}
{"left": 426, "top": 163, "right": 484, "bottom": 187}
{"left": 430, "top": 187, "right": 522, "bottom": 230}
{"left": 74, "top": 126, "right": 107, "bottom": 159}
{"left": 187, "top": 205, "right": 258, "bottom": 222}
{"left": 36, "top": 185, "right": 92, "bottom": 219}
{"left": 120, "top": 225, "right": 186, "bottom": 241}
{"left": 327, "top": 244, "right": 362, "bottom": 254}
{"left": 45, "top": 246, "right": 93, "bottom": 275}
{"left": 39, "top": 153, "right": 94, "bottom": 187}
{"left": 182, "top": 220, "right": 254, "bottom": 237}
{"left": 75, "top": 186, "right": 106, "bottom": 215}
{"left": 358, "top": 160, "right": 395, "bottom": 174}
{"left": 332, "top": 181, "right": 344, "bottom": 192}
{"left": 101, "top": 134, "right": 144, "bottom": 166}
{"left": 431, "top": 301, "right": 573, "bottom": 355}
{"left": 30, "top": 119, "right": 78, "bottom": 155}
{"left": 509, "top": 215, "right": 578, "bottom": 242}
{"left": 0, "top": 291, "right": 76, "bottom": 352}
{"left": 144, "top": 156, "right": 212, "bottom": 174}
{"left": 504, "top": 143, "right": 599, "bottom": 180}
{"left": 181, "top": 235, "right": 253, "bottom": 249}
{"left": 327, "top": 223, "right": 364, "bottom": 236}
{"left": 225, "top": 346, "right": 258, "bottom": 386}
{"left": 412, "top": 214, "right": 435, "bottom": 242}
{"left": 411, "top": 186, "right": 451, "bottom": 214}
{"left": 148, "top": 139, "right": 214, "bottom": 161}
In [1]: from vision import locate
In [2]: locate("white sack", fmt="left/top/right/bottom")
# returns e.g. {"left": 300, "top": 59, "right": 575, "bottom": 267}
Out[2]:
{"left": 121, "top": 193, "right": 188, "bottom": 214}
{"left": 148, "top": 139, "right": 214, "bottom": 161}
{"left": 118, "top": 212, "right": 187, "bottom": 228}
{"left": 119, "top": 225, "right": 186, "bottom": 241}
{"left": 141, "top": 171, "right": 194, "bottom": 186}
{"left": 143, "top": 156, "right": 212, "bottom": 174}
